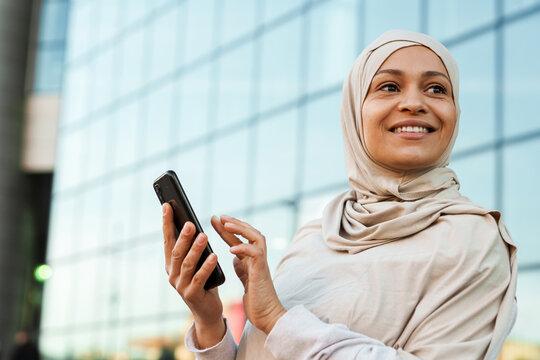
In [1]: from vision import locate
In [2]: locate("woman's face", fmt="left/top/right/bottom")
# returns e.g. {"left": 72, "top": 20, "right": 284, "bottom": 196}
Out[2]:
{"left": 361, "top": 46, "right": 456, "bottom": 171}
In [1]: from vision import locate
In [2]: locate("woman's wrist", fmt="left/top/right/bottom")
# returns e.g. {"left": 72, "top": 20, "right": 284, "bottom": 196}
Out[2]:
{"left": 261, "top": 305, "right": 287, "bottom": 335}
{"left": 194, "top": 316, "right": 227, "bottom": 349}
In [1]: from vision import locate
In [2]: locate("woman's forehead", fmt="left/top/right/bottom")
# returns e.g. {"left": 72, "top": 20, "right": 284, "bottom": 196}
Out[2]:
{"left": 376, "top": 45, "right": 450, "bottom": 79}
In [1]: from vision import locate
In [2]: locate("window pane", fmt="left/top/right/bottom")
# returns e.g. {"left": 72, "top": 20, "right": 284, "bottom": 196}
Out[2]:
{"left": 302, "top": 93, "right": 346, "bottom": 192}
{"left": 184, "top": 0, "right": 217, "bottom": 63}
{"left": 113, "top": 101, "right": 142, "bottom": 170}
{"left": 307, "top": 0, "right": 357, "bottom": 93}
{"left": 144, "top": 81, "right": 175, "bottom": 159}
{"left": 119, "top": 0, "right": 148, "bottom": 31}
{"left": 504, "top": 13, "right": 540, "bottom": 137}
{"left": 34, "top": 47, "right": 64, "bottom": 92}
{"left": 211, "top": 128, "right": 249, "bottom": 214}
{"left": 137, "top": 158, "right": 169, "bottom": 237}
{"left": 451, "top": 32, "right": 496, "bottom": 151}
{"left": 427, "top": 0, "right": 495, "bottom": 40}
{"left": 171, "top": 145, "right": 209, "bottom": 219}
{"left": 148, "top": 5, "right": 182, "bottom": 82}
{"left": 508, "top": 271, "right": 540, "bottom": 345}
{"left": 254, "top": 110, "right": 298, "bottom": 206}
{"left": 364, "top": 0, "right": 420, "bottom": 43}
{"left": 504, "top": 0, "right": 540, "bottom": 15}
{"left": 449, "top": 151, "right": 495, "bottom": 210}
{"left": 259, "top": 18, "right": 302, "bottom": 113}
{"left": 79, "top": 185, "right": 106, "bottom": 252}
{"left": 177, "top": 64, "right": 211, "bottom": 144}
{"left": 54, "top": 128, "right": 85, "bottom": 190}
{"left": 118, "top": 27, "right": 148, "bottom": 98}
{"left": 263, "top": 0, "right": 305, "bottom": 24}
{"left": 216, "top": 42, "right": 254, "bottom": 130}
{"left": 92, "top": 47, "right": 115, "bottom": 112}
{"left": 47, "top": 196, "right": 75, "bottom": 260}
{"left": 39, "top": 0, "right": 69, "bottom": 42}
{"left": 41, "top": 263, "right": 75, "bottom": 329}
{"left": 503, "top": 140, "right": 540, "bottom": 265}
{"left": 97, "top": 0, "right": 120, "bottom": 43}
{"left": 130, "top": 240, "right": 164, "bottom": 318}
{"left": 106, "top": 173, "right": 138, "bottom": 244}
{"left": 61, "top": 64, "right": 90, "bottom": 124}
{"left": 66, "top": 2, "right": 93, "bottom": 60}
{"left": 221, "top": 0, "right": 257, "bottom": 44}
{"left": 297, "top": 187, "right": 347, "bottom": 229}
{"left": 72, "top": 257, "right": 101, "bottom": 327}
{"left": 86, "top": 115, "right": 111, "bottom": 181}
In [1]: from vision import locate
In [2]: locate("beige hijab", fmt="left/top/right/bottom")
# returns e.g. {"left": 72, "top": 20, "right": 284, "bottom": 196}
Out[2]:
{"left": 237, "top": 30, "right": 517, "bottom": 360}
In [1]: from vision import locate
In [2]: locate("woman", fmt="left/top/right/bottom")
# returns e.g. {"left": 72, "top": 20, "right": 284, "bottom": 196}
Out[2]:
{"left": 162, "top": 30, "right": 517, "bottom": 359}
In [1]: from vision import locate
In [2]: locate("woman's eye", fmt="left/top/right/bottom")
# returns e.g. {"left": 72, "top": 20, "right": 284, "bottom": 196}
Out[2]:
{"left": 380, "top": 83, "right": 398, "bottom": 92}
{"left": 427, "top": 85, "right": 447, "bottom": 94}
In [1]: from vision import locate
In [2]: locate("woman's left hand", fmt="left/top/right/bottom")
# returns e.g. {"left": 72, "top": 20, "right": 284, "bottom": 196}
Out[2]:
{"left": 211, "top": 215, "right": 286, "bottom": 335}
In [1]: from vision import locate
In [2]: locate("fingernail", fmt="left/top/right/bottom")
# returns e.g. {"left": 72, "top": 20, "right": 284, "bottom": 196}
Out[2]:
{"left": 162, "top": 204, "right": 166, "bottom": 216}
{"left": 196, "top": 235, "right": 205, "bottom": 244}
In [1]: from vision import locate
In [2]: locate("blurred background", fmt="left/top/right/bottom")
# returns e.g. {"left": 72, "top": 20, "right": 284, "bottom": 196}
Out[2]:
{"left": 1, "top": 0, "right": 539, "bottom": 359}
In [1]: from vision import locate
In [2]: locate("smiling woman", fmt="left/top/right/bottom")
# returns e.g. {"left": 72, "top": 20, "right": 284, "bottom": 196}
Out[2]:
{"left": 362, "top": 46, "right": 456, "bottom": 171}
{"left": 163, "top": 30, "right": 517, "bottom": 360}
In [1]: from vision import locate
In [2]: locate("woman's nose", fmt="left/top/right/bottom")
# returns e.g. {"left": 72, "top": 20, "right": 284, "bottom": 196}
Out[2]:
{"left": 397, "top": 89, "right": 426, "bottom": 114}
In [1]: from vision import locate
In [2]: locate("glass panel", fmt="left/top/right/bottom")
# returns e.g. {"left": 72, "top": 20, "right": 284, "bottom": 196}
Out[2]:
{"left": 220, "top": 0, "right": 257, "bottom": 44}
{"left": 504, "top": 13, "right": 540, "bottom": 137}
{"left": 250, "top": 206, "right": 296, "bottom": 276}
{"left": 144, "top": 81, "right": 175, "bottom": 158}
{"left": 39, "top": 332, "right": 68, "bottom": 360}
{"left": 364, "top": 0, "right": 420, "bottom": 44}
{"left": 504, "top": 0, "right": 540, "bottom": 15}
{"left": 118, "top": 247, "right": 134, "bottom": 320}
{"left": 184, "top": 0, "right": 217, "bottom": 63}
{"left": 508, "top": 271, "right": 540, "bottom": 345}
{"left": 259, "top": 18, "right": 302, "bottom": 113}
{"left": 66, "top": 2, "right": 93, "bottom": 60}
{"left": 72, "top": 257, "right": 100, "bottom": 327}
{"left": 449, "top": 151, "right": 496, "bottom": 210}
{"left": 40, "top": 262, "right": 75, "bottom": 329}
{"left": 307, "top": 0, "right": 357, "bottom": 93}
{"left": 171, "top": 145, "right": 209, "bottom": 219}
{"left": 97, "top": 0, "right": 120, "bottom": 44}
{"left": 263, "top": 0, "right": 305, "bottom": 24}
{"left": 118, "top": 26, "right": 147, "bottom": 98}
{"left": 503, "top": 140, "right": 540, "bottom": 265}
{"left": 450, "top": 32, "right": 496, "bottom": 152}
{"left": 297, "top": 187, "right": 347, "bottom": 229}
{"left": 46, "top": 196, "right": 75, "bottom": 260}
{"left": 39, "top": 0, "right": 69, "bottom": 42}
{"left": 92, "top": 46, "right": 115, "bottom": 112}
{"left": 215, "top": 42, "right": 254, "bottom": 130}
{"left": 113, "top": 101, "right": 142, "bottom": 170}
{"left": 427, "top": 0, "right": 495, "bottom": 40}
{"left": 137, "top": 157, "right": 169, "bottom": 237}
{"left": 54, "top": 128, "right": 85, "bottom": 190}
{"left": 148, "top": 5, "right": 182, "bottom": 82}
{"left": 302, "top": 92, "right": 346, "bottom": 192}
{"left": 177, "top": 64, "right": 211, "bottom": 144}
{"left": 130, "top": 240, "right": 164, "bottom": 318}
{"left": 61, "top": 64, "right": 90, "bottom": 124}
{"left": 86, "top": 115, "right": 111, "bottom": 181}
{"left": 211, "top": 128, "right": 249, "bottom": 214}
{"left": 34, "top": 47, "right": 65, "bottom": 92}
{"left": 106, "top": 173, "right": 138, "bottom": 244}
{"left": 79, "top": 185, "right": 106, "bottom": 252}
{"left": 71, "top": 329, "right": 99, "bottom": 359}
{"left": 92, "top": 253, "right": 113, "bottom": 324}
{"left": 119, "top": 0, "right": 148, "bottom": 30}
{"left": 253, "top": 110, "right": 298, "bottom": 206}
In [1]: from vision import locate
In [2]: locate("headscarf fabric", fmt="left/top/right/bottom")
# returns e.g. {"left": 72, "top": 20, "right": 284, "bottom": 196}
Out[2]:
{"left": 237, "top": 30, "right": 517, "bottom": 360}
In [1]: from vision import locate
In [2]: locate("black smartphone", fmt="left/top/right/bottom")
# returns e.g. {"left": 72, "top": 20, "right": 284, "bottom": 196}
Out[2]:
{"left": 153, "top": 170, "right": 225, "bottom": 290}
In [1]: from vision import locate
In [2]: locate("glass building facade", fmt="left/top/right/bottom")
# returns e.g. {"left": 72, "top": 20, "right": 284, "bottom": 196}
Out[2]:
{"left": 40, "top": 0, "right": 540, "bottom": 358}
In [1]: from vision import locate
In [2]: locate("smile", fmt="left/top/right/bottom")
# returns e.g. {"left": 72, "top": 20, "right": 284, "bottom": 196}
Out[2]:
{"left": 392, "top": 126, "right": 431, "bottom": 133}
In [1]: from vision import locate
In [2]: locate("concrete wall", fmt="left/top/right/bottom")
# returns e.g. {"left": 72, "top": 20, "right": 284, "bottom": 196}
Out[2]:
{"left": 0, "top": 0, "right": 34, "bottom": 358}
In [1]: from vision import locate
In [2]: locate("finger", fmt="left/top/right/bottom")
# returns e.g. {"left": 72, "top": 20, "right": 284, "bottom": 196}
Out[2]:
{"left": 162, "top": 203, "right": 176, "bottom": 272}
{"left": 233, "top": 256, "right": 248, "bottom": 287}
{"left": 223, "top": 221, "right": 265, "bottom": 247}
{"left": 220, "top": 215, "right": 257, "bottom": 231}
{"left": 177, "top": 233, "right": 208, "bottom": 289}
{"left": 211, "top": 215, "right": 243, "bottom": 247}
{"left": 169, "top": 221, "right": 196, "bottom": 278}
{"left": 230, "top": 243, "right": 266, "bottom": 267}
{"left": 191, "top": 253, "right": 218, "bottom": 290}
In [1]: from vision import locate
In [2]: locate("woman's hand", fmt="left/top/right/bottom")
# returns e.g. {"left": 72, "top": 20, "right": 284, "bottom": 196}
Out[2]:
{"left": 211, "top": 215, "right": 287, "bottom": 335}
{"left": 162, "top": 203, "right": 225, "bottom": 348}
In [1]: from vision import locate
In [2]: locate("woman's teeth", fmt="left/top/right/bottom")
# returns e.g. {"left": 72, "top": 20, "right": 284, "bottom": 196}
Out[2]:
{"left": 393, "top": 126, "right": 430, "bottom": 133}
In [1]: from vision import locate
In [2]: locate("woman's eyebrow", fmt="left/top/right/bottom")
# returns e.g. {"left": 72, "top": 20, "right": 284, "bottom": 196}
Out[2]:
{"left": 422, "top": 70, "right": 450, "bottom": 82}
{"left": 373, "top": 69, "right": 450, "bottom": 82}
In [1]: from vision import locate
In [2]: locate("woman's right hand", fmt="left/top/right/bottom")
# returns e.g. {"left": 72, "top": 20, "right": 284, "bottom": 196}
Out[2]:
{"left": 162, "top": 203, "right": 225, "bottom": 348}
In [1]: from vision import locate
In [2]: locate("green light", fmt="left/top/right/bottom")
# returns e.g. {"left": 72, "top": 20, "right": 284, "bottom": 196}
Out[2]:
{"left": 34, "top": 264, "right": 52, "bottom": 282}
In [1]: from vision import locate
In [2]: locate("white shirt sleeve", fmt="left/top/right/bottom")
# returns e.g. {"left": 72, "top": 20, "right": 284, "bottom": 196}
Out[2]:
{"left": 264, "top": 305, "right": 413, "bottom": 360}
{"left": 184, "top": 318, "right": 238, "bottom": 360}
